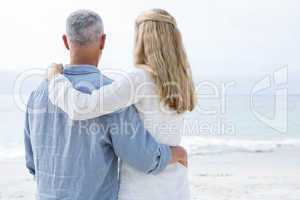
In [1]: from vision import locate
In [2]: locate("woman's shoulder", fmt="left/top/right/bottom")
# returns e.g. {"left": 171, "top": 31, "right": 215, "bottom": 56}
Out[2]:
{"left": 125, "top": 65, "right": 156, "bottom": 99}
{"left": 127, "top": 65, "right": 153, "bottom": 82}
{"left": 129, "top": 65, "right": 152, "bottom": 75}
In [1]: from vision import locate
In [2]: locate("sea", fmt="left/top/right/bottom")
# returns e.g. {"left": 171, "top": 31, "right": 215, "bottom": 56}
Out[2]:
{"left": 0, "top": 93, "right": 299, "bottom": 160}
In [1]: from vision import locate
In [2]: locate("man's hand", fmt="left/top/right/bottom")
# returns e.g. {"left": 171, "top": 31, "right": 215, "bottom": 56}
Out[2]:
{"left": 169, "top": 146, "right": 188, "bottom": 168}
{"left": 47, "top": 63, "right": 63, "bottom": 80}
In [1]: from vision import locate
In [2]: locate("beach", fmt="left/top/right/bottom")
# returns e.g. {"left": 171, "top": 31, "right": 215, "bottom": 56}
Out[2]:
{"left": 1, "top": 94, "right": 299, "bottom": 199}
{"left": 0, "top": 160, "right": 35, "bottom": 199}
{"left": 1, "top": 0, "right": 300, "bottom": 198}
{"left": 1, "top": 148, "right": 299, "bottom": 200}
{"left": 189, "top": 148, "right": 300, "bottom": 200}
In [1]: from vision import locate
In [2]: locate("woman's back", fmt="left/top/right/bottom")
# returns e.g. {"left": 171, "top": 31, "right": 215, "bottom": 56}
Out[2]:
{"left": 118, "top": 68, "right": 190, "bottom": 200}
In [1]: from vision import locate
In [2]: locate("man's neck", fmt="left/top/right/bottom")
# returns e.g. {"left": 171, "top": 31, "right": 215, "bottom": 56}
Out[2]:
{"left": 69, "top": 47, "right": 101, "bottom": 67}
{"left": 70, "top": 58, "right": 99, "bottom": 67}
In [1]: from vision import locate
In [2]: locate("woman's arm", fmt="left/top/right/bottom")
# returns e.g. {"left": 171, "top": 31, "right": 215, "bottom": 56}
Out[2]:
{"left": 48, "top": 69, "right": 147, "bottom": 120}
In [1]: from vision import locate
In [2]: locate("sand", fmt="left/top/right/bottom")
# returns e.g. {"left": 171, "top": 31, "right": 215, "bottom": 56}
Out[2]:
{"left": 0, "top": 160, "right": 35, "bottom": 199}
{"left": 188, "top": 148, "right": 300, "bottom": 200}
{"left": 1, "top": 148, "right": 299, "bottom": 200}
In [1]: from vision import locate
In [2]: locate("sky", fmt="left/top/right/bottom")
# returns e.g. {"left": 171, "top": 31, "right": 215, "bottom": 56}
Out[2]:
{"left": 0, "top": 0, "right": 299, "bottom": 94}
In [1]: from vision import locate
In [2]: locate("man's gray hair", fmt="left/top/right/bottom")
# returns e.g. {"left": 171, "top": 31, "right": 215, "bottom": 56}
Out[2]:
{"left": 66, "top": 9, "right": 104, "bottom": 46}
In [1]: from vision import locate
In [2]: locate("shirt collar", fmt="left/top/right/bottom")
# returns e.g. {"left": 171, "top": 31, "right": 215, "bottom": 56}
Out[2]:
{"left": 63, "top": 64, "right": 100, "bottom": 75}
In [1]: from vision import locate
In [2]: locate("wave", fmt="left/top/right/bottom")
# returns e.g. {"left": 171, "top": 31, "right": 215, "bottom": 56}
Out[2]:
{"left": 1, "top": 137, "right": 300, "bottom": 161}
{"left": 181, "top": 137, "right": 300, "bottom": 156}
{"left": 0, "top": 144, "right": 25, "bottom": 160}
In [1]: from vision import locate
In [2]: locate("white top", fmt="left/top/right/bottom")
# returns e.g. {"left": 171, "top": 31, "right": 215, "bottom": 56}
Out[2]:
{"left": 48, "top": 67, "right": 190, "bottom": 200}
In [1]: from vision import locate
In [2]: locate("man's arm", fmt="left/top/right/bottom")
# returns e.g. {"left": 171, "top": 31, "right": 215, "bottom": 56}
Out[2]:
{"left": 107, "top": 106, "right": 186, "bottom": 175}
{"left": 24, "top": 94, "right": 35, "bottom": 176}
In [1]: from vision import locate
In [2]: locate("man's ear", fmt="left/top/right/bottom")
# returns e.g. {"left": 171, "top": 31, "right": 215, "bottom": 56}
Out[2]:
{"left": 63, "top": 35, "right": 70, "bottom": 50}
{"left": 99, "top": 34, "right": 106, "bottom": 50}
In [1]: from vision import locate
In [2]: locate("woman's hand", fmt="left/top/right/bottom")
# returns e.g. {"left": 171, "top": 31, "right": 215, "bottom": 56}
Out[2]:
{"left": 47, "top": 63, "right": 63, "bottom": 80}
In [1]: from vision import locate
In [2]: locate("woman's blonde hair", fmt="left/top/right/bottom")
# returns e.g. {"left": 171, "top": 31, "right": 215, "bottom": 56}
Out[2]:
{"left": 134, "top": 9, "right": 196, "bottom": 113}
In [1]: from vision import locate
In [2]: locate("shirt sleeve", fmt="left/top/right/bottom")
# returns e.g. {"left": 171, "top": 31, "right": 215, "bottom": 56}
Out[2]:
{"left": 107, "top": 106, "right": 172, "bottom": 175}
{"left": 24, "top": 94, "right": 35, "bottom": 176}
{"left": 48, "top": 69, "right": 147, "bottom": 120}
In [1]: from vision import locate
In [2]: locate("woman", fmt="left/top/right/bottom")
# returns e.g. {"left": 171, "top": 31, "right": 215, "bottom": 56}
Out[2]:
{"left": 48, "top": 9, "right": 196, "bottom": 200}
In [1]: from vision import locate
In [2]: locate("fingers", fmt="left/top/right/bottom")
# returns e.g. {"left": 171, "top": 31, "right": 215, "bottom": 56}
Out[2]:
{"left": 47, "top": 63, "right": 64, "bottom": 80}
{"left": 178, "top": 159, "right": 188, "bottom": 168}
{"left": 179, "top": 147, "right": 188, "bottom": 168}
{"left": 176, "top": 146, "right": 188, "bottom": 168}
{"left": 51, "top": 63, "right": 64, "bottom": 73}
{"left": 169, "top": 146, "right": 188, "bottom": 168}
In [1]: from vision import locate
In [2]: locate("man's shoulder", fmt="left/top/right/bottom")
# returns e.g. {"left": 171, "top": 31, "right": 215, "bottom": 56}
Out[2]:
{"left": 30, "top": 79, "right": 48, "bottom": 95}
{"left": 27, "top": 80, "right": 48, "bottom": 106}
{"left": 103, "top": 105, "right": 140, "bottom": 122}
{"left": 99, "top": 73, "right": 113, "bottom": 86}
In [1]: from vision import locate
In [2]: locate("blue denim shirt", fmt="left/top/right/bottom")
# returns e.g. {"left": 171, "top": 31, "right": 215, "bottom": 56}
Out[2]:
{"left": 24, "top": 65, "right": 171, "bottom": 200}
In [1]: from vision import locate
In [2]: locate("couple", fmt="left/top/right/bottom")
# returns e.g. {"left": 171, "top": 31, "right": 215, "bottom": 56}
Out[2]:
{"left": 24, "top": 9, "right": 196, "bottom": 200}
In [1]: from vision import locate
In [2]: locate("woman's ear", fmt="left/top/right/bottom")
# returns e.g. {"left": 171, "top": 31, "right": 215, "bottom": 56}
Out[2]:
{"left": 62, "top": 34, "right": 70, "bottom": 50}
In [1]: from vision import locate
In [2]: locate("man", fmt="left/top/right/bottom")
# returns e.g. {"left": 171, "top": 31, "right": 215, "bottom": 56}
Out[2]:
{"left": 24, "top": 9, "right": 187, "bottom": 199}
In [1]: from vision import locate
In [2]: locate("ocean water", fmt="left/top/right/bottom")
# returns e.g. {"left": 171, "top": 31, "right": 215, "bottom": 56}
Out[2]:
{"left": 182, "top": 94, "right": 300, "bottom": 155}
{"left": 0, "top": 94, "right": 299, "bottom": 160}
